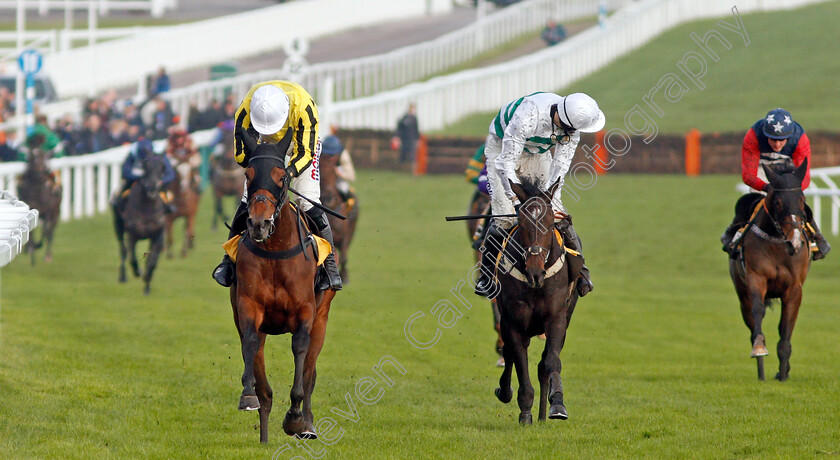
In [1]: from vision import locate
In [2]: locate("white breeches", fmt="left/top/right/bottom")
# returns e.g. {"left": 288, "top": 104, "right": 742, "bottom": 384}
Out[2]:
{"left": 484, "top": 134, "right": 565, "bottom": 229}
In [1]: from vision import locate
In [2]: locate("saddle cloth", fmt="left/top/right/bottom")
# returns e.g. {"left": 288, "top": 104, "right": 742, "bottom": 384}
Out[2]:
{"left": 223, "top": 234, "right": 330, "bottom": 266}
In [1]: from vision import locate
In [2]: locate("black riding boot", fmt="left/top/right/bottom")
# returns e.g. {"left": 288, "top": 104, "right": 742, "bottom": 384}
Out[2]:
{"left": 721, "top": 221, "right": 746, "bottom": 259}
{"left": 306, "top": 207, "right": 343, "bottom": 291}
{"left": 556, "top": 219, "right": 593, "bottom": 297}
{"left": 475, "top": 223, "right": 506, "bottom": 297}
{"left": 806, "top": 215, "right": 831, "bottom": 261}
{"left": 211, "top": 200, "right": 248, "bottom": 287}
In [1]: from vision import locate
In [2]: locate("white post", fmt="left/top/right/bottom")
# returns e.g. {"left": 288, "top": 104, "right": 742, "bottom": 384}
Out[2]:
{"left": 151, "top": 0, "right": 164, "bottom": 18}
{"left": 60, "top": 166, "right": 71, "bottom": 221}
{"left": 97, "top": 163, "right": 108, "bottom": 213}
{"left": 88, "top": 0, "right": 98, "bottom": 96}
{"left": 84, "top": 165, "right": 95, "bottom": 216}
{"left": 15, "top": 0, "right": 26, "bottom": 144}
{"left": 65, "top": 0, "right": 73, "bottom": 31}
{"left": 476, "top": 0, "right": 486, "bottom": 54}
{"left": 319, "top": 76, "right": 334, "bottom": 133}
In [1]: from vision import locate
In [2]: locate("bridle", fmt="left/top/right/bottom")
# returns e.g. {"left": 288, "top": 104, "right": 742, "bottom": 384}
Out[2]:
{"left": 759, "top": 187, "right": 806, "bottom": 249}
{"left": 520, "top": 197, "right": 553, "bottom": 265}
{"left": 246, "top": 155, "right": 290, "bottom": 240}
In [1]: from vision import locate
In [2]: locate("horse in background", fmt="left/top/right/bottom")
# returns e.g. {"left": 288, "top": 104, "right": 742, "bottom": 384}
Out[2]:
{"left": 467, "top": 189, "right": 505, "bottom": 367}
{"left": 230, "top": 128, "right": 335, "bottom": 443}
{"left": 113, "top": 152, "right": 169, "bottom": 295}
{"left": 17, "top": 134, "right": 62, "bottom": 265}
{"left": 729, "top": 161, "right": 812, "bottom": 381}
{"left": 319, "top": 151, "right": 358, "bottom": 282}
{"left": 492, "top": 178, "right": 578, "bottom": 424}
{"left": 211, "top": 128, "right": 242, "bottom": 231}
{"left": 164, "top": 130, "right": 201, "bottom": 258}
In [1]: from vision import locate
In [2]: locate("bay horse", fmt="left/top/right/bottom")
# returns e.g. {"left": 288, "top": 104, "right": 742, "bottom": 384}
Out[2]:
{"left": 493, "top": 178, "right": 578, "bottom": 424}
{"left": 318, "top": 152, "right": 358, "bottom": 281}
{"left": 165, "top": 149, "right": 201, "bottom": 258}
{"left": 211, "top": 128, "right": 242, "bottom": 231}
{"left": 729, "top": 160, "right": 812, "bottom": 381}
{"left": 113, "top": 153, "right": 168, "bottom": 295}
{"left": 467, "top": 189, "right": 504, "bottom": 367}
{"left": 17, "top": 135, "right": 61, "bottom": 265}
{"left": 231, "top": 128, "right": 335, "bottom": 443}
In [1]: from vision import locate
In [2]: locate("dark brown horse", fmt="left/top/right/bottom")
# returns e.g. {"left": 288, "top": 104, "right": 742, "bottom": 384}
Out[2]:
{"left": 211, "top": 129, "right": 242, "bottom": 231}
{"left": 231, "top": 129, "right": 335, "bottom": 443}
{"left": 17, "top": 136, "right": 61, "bottom": 265}
{"left": 493, "top": 179, "right": 578, "bottom": 424}
{"left": 165, "top": 152, "right": 201, "bottom": 258}
{"left": 467, "top": 190, "right": 504, "bottom": 366}
{"left": 113, "top": 153, "right": 168, "bottom": 295}
{"left": 730, "top": 160, "right": 812, "bottom": 381}
{"left": 318, "top": 152, "right": 358, "bottom": 281}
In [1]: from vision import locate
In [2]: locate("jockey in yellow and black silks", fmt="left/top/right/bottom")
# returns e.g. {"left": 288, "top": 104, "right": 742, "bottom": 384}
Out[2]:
{"left": 211, "top": 81, "right": 343, "bottom": 292}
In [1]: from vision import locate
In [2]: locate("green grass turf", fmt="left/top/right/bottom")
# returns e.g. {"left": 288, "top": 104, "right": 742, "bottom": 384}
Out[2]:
{"left": 1, "top": 171, "right": 839, "bottom": 459}
{"left": 437, "top": 1, "right": 840, "bottom": 136}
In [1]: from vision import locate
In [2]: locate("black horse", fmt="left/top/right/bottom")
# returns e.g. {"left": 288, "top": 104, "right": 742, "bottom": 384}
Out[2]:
{"left": 492, "top": 178, "right": 579, "bottom": 424}
{"left": 17, "top": 135, "right": 61, "bottom": 265}
{"left": 113, "top": 153, "right": 169, "bottom": 295}
{"left": 730, "top": 160, "right": 812, "bottom": 381}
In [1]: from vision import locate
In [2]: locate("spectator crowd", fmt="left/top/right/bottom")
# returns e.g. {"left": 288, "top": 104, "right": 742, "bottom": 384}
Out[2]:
{"left": 0, "top": 73, "right": 236, "bottom": 162}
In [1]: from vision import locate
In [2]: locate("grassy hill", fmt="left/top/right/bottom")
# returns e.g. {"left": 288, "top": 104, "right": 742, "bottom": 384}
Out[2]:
{"left": 439, "top": 0, "right": 840, "bottom": 136}
{"left": 1, "top": 171, "right": 839, "bottom": 458}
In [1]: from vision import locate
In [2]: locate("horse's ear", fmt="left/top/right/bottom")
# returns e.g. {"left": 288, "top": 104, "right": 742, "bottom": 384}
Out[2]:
{"left": 762, "top": 163, "right": 781, "bottom": 187}
{"left": 509, "top": 180, "right": 528, "bottom": 204}
{"left": 794, "top": 158, "right": 808, "bottom": 184}
{"left": 236, "top": 125, "right": 258, "bottom": 156}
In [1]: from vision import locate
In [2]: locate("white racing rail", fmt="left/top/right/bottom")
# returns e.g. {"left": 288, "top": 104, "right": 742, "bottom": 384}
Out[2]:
{"left": 736, "top": 166, "right": 840, "bottom": 236}
{"left": 0, "top": 129, "right": 215, "bottom": 222}
{"left": 323, "top": 0, "right": 829, "bottom": 132}
{"left": 161, "top": 0, "right": 628, "bottom": 122}
{"left": 0, "top": 191, "right": 39, "bottom": 268}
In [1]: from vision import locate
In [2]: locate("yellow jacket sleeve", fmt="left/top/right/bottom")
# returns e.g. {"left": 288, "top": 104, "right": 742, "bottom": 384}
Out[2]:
{"left": 233, "top": 81, "right": 319, "bottom": 177}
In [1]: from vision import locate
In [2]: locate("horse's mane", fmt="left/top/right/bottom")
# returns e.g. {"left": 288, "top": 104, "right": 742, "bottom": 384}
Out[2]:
{"left": 516, "top": 178, "right": 544, "bottom": 199}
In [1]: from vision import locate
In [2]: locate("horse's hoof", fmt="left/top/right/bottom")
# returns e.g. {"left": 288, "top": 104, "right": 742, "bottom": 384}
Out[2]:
{"left": 519, "top": 412, "right": 533, "bottom": 425}
{"left": 143, "top": 286, "right": 151, "bottom": 296}
{"left": 495, "top": 357, "right": 505, "bottom": 367}
{"left": 495, "top": 387, "right": 512, "bottom": 404}
{"left": 299, "top": 422, "right": 317, "bottom": 440}
{"left": 238, "top": 395, "right": 260, "bottom": 411}
{"left": 750, "top": 346, "right": 768, "bottom": 358}
{"left": 548, "top": 404, "right": 568, "bottom": 420}
{"left": 775, "top": 372, "right": 788, "bottom": 382}
{"left": 283, "top": 410, "right": 306, "bottom": 437}
{"left": 119, "top": 275, "right": 127, "bottom": 283}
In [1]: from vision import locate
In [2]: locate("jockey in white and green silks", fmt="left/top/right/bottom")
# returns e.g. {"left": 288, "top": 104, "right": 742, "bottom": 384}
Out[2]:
{"left": 475, "top": 92, "right": 606, "bottom": 299}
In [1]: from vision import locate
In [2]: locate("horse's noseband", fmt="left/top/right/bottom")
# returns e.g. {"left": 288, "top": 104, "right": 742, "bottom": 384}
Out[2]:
{"left": 527, "top": 245, "right": 550, "bottom": 264}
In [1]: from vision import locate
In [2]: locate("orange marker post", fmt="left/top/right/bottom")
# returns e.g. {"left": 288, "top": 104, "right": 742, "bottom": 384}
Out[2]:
{"left": 685, "top": 128, "right": 701, "bottom": 176}
{"left": 593, "top": 130, "right": 607, "bottom": 175}
{"left": 414, "top": 135, "right": 428, "bottom": 176}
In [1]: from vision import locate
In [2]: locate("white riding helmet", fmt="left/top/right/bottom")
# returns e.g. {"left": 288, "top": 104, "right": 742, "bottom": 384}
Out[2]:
{"left": 249, "top": 85, "right": 290, "bottom": 135}
{"left": 558, "top": 93, "right": 606, "bottom": 133}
